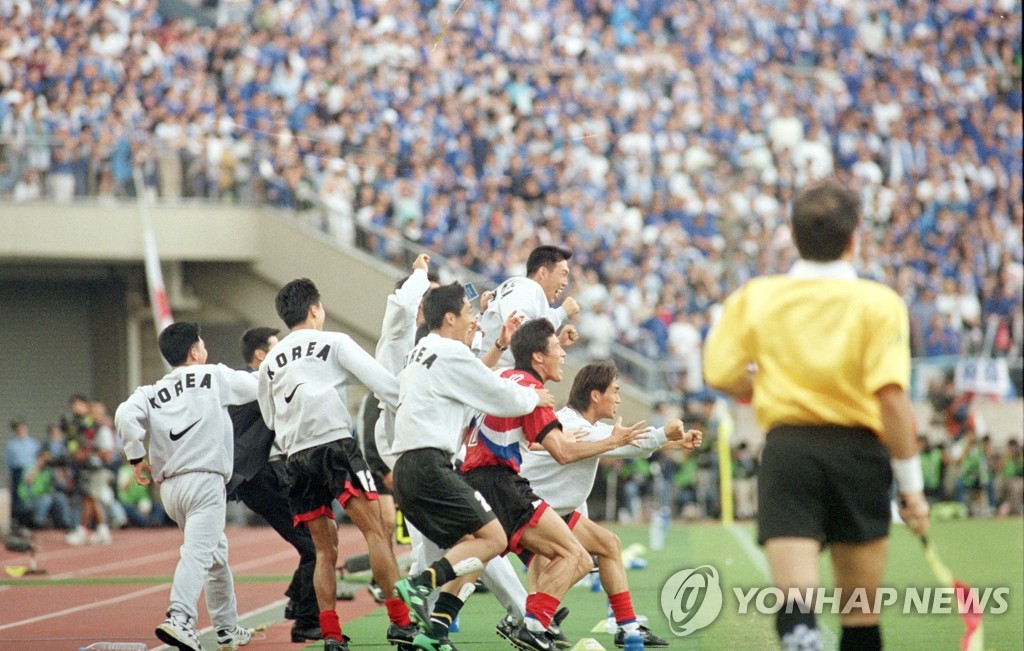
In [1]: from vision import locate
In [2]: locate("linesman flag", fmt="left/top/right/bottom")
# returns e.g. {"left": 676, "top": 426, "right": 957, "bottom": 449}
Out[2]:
{"left": 921, "top": 536, "right": 985, "bottom": 651}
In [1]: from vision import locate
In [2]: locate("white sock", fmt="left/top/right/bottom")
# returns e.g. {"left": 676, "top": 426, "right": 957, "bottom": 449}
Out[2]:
{"left": 525, "top": 616, "right": 546, "bottom": 633}
{"left": 620, "top": 621, "right": 641, "bottom": 635}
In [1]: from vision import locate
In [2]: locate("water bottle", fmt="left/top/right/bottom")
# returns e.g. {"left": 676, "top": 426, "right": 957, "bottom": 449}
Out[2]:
{"left": 79, "top": 643, "right": 147, "bottom": 651}
{"left": 648, "top": 507, "right": 668, "bottom": 550}
{"left": 622, "top": 632, "right": 645, "bottom": 650}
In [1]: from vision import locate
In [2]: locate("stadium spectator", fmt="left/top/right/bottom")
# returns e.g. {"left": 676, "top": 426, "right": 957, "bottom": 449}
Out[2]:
{"left": 15, "top": 448, "right": 73, "bottom": 531}
{"left": 0, "top": 0, "right": 1019, "bottom": 380}
{"left": 5, "top": 418, "right": 40, "bottom": 525}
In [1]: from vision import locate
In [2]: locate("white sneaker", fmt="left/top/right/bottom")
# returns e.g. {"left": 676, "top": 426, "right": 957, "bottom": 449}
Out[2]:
{"left": 216, "top": 624, "right": 253, "bottom": 650}
{"left": 157, "top": 614, "right": 204, "bottom": 651}
{"left": 89, "top": 525, "right": 112, "bottom": 545}
{"left": 65, "top": 527, "right": 88, "bottom": 546}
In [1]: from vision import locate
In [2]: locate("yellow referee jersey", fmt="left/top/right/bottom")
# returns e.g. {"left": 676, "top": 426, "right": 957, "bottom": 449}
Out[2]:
{"left": 704, "top": 260, "right": 910, "bottom": 438}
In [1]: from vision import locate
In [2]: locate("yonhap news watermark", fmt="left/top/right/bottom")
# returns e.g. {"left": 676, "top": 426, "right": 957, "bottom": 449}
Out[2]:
{"left": 660, "top": 565, "right": 1011, "bottom": 637}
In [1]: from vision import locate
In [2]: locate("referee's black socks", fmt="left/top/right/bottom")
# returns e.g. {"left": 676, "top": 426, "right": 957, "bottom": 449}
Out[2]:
{"left": 776, "top": 606, "right": 821, "bottom": 651}
{"left": 840, "top": 625, "right": 881, "bottom": 650}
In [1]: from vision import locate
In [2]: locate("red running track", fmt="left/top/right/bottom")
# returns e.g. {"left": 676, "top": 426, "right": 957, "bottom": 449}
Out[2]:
{"left": 0, "top": 525, "right": 383, "bottom": 651}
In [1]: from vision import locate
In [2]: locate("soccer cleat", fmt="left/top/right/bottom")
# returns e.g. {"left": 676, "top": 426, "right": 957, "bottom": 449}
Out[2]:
{"left": 323, "top": 635, "right": 351, "bottom": 651}
{"left": 388, "top": 621, "right": 420, "bottom": 646}
{"left": 394, "top": 577, "right": 434, "bottom": 631}
{"left": 547, "top": 606, "right": 572, "bottom": 649}
{"left": 508, "top": 623, "right": 554, "bottom": 651}
{"left": 495, "top": 614, "right": 517, "bottom": 645}
{"left": 614, "top": 624, "right": 670, "bottom": 648}
{"left": 411, "top": 632, "right": 457, "bottom": 651}
{"left": 88, "top": 526, "right": 112, "bottom": 545}
{"left": 156, "top": 614, "right": 204, "bottom": 651}
{"left": 290, "top": 623, "right": 321, "bottom": 642}
{"left": 216, "top": 624, "right": 253, "bottom": 650}
{"left": 368, "top": 580, "right": 387, "bottom": 603}
{"left": 64, "top": 527, "right": 89, "bottom": 547}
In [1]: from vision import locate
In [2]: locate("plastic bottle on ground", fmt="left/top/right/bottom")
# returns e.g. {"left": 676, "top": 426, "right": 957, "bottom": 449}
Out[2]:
{"left": 79, "top": 643, "right": 148, "bottom": 651}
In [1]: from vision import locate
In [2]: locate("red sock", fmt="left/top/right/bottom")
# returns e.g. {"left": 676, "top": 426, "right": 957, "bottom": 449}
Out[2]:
{"left": 608, "top": 591, "right": 637, "bottom": 625}
{"left": 525, "top": 592, "right": 561, "bottom": 629}
{"left": 385, "top": 597, "right": 412, "bottom": 627}
{"left": 319, "top": 610, "right": 342, "bottom": 640}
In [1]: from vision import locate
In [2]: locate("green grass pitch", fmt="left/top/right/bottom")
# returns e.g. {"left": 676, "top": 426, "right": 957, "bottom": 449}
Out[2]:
{"left": 312, "top": 517, "right": 1024, "bottom": 650}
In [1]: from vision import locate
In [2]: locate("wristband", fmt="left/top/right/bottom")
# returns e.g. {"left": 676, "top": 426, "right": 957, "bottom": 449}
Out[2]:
{"left": 891, "top": 454, "right": 923, "bottom": 494}
{"left": 495, "top": 340, "right": 509, "bottom": 351}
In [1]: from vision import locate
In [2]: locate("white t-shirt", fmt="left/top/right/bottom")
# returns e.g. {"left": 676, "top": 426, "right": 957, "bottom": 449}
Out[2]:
{"left": 478, "top": 276, "right": 567, "bottom": 366}
{"left": 519, "top": 407, "right": 669, "bottom": 515}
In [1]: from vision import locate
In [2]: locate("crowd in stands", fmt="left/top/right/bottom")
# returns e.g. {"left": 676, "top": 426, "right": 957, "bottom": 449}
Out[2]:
{"left": 5, "top": 396, "right": 170, "bottom": 542}
{"left": 0, "top": 0, "right": 1021, "bottom": 383}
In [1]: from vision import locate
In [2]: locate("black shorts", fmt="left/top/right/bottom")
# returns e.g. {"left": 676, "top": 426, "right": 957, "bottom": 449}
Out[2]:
{"left": 360, "top": 394, "right": 393, "bottom": 495}
{"left": 758, "top": 425, "right": 892, "bottom": 545}
{"left": 285, "top": 437, "right": 379, "bottom": 527}
{"left": 393, "top": 448, "right": 496, "bottom": 550}
{"left": 461, "top": 465, "right": 549, "bottom": 555}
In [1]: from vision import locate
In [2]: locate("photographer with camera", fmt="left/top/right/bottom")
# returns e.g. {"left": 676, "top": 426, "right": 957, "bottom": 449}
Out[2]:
{"left": 62, "top": 394, "right": 116, "bottom": 545}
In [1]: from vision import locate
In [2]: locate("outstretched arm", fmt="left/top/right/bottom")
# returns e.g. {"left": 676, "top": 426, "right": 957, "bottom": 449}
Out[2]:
{"left": 540, "top": 418, "right": 650, "bottom": 465}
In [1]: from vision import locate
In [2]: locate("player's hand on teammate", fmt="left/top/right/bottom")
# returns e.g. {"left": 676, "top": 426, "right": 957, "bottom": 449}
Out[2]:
{"left": 561, "top": 296, "right": 580, "bottom": 319}
{"left": 899, "top": 491, "right": 930, "bottom": 536}
{"left": 535, "top": 388, "right": 555, "bottom": 408}
{"left": 611, "top": 418, "right": 651, "bottom": 448}
{"left": 557, "top": 324, "right": 580, "bottom": 348}
{"left": 412, "top": 253, "right": 430, "bottom": 274}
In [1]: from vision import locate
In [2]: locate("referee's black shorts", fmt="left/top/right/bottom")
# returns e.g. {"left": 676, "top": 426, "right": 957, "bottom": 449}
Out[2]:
{"left": 393, "top": 448, "right": 496, "bottom": 550}
{"left": 758, "top": 425, "right": 892, "bottom": 546}
{"left": 461, "top": 465, "right": 549, "bottom": 556}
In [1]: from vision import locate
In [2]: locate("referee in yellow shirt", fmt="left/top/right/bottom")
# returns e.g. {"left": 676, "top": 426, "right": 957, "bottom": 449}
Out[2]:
{"left": 704, "top": 181, "right": 929, "bottom": 651}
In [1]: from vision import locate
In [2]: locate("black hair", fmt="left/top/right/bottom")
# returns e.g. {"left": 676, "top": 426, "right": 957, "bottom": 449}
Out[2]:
{"left": 511, "top": 318, "right": 556, "bottom": 371}
{"left": 414, "top": 322, "right": 430, "bottom": 344}
{"left": 276, "top": 278, "right": 321, "bottom": 328}
{"left": 422, "top": 282, "right": 467, "bottom": 330}
{"left": 567, "top": 360, "right": 618, "bottom": 412}
{"left": 526, "top": 245, "right": 573, "bottom": 278}
{"left": 790, "top": 181, "right": 860, "bottom": 262}
{"left": 159, "top": 322, "right": 201, "bottom": 366}
{"left": 240, "top": 327, "right": 280, "bottom": 364}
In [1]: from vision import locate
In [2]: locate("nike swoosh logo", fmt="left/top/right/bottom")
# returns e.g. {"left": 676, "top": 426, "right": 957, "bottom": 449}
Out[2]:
{"left": 169, "top": 419, "right": 201, "bottom": 441}
{"left": 284, "top": 383, "right": 305, "bottom": 404}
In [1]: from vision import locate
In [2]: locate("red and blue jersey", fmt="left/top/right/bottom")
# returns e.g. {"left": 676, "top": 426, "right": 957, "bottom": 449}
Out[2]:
{"left": 461, "top": 369, "right": 561, "bottom": 473}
